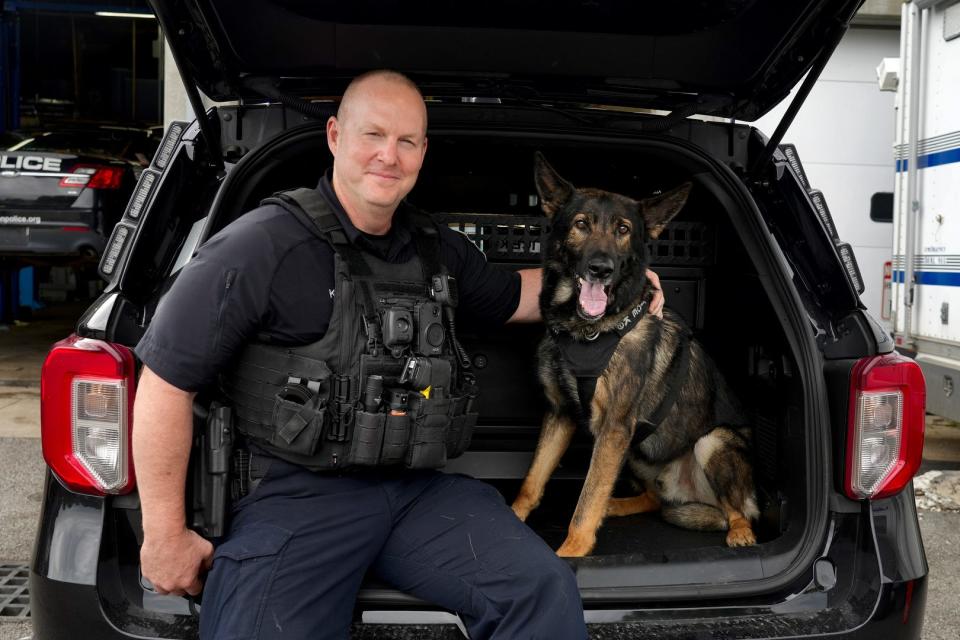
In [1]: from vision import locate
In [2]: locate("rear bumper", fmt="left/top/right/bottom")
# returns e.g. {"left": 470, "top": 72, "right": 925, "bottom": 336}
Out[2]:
{"left": 30, "top": 472, "right": 929, "bottom": 640}
{"left": 25, "top": 575, "right": 930, "bottom": 640}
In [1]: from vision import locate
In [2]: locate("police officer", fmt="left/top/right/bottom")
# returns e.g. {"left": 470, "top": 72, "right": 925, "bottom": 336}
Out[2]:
{"left": 133, "top": 70, "right": 664, "bottom": 639}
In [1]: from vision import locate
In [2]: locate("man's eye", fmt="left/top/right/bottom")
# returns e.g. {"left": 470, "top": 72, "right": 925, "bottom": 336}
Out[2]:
{"left": 365, "top": 131, "right": 382, "bottom": 137}
{"left": 617, "top": 224, "right": 630, "bottom": 235}
{"left": 574, "top": 219, "right": 588, "bottom": 230}
{"left": 400, "top": 139, "right": 416, "bottom": 147}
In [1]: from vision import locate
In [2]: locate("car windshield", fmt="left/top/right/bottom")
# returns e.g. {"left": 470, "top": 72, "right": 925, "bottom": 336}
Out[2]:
{"left": 8, "top": 130, "right": 142, "bottom": 158}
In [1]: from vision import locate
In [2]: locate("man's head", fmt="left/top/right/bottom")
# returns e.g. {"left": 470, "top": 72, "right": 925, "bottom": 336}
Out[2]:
{"left": 327, "top": 71, "right": 428, "bottom": 228}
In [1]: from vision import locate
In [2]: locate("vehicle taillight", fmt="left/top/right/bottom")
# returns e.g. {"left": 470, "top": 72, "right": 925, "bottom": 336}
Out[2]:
{"left": 845, "top": 352, "right": 925, "bottom": 500}
{"left": 41, "top": 335, "right": 136, "bottom": 495}
{"left": 58, "top": 165, "right": 124, "bottom": 190}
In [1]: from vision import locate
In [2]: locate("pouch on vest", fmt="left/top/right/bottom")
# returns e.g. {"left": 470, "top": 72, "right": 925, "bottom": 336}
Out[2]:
{"left": 407, "top": 394, "right": 452, "bottom": 469}
{"left": 445, "top": 394, "right": 478, "bottom": 459}
{"left": 346, "top": 408, "right": 412, "bottom": 466}
{"left": 269, "top": 379, "right": 328, "bottom": 456}
{"left": 345, "top": 410, "right": 382, "bottom": 466}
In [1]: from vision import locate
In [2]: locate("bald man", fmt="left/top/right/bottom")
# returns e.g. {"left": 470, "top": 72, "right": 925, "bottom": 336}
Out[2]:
{"left": 133, "top": 71, "right": 662, "bottom": 639}
{"left": 133, "top": 72, "right": 586, "bottom": 640}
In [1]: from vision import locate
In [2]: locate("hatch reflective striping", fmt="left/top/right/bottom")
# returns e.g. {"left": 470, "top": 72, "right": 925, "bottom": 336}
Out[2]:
{"left": 125, "top": 171, "right": 158, "bottom": 219}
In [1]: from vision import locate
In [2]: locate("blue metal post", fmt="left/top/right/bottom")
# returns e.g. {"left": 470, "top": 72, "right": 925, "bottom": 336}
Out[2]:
{"left": 19, "top": 266, "right": 42, "bottom": 311}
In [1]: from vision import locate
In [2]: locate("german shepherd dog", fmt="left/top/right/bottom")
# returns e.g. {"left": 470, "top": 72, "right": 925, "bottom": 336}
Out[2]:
{"left": 511, "top": 153, "right": 759, "bottom": 557}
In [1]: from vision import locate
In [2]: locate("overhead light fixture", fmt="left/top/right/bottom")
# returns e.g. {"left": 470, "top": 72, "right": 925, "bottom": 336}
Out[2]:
{"left": 94, "top": 11, "right": 155, "bottom": 19}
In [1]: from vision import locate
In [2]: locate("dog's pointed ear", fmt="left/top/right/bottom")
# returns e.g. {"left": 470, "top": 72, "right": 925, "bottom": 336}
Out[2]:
{"left": 640, "top": 182, "right": 692, "bottom": 239}
{"left": 534, "top": 152, "right": 574, "bottom": 218}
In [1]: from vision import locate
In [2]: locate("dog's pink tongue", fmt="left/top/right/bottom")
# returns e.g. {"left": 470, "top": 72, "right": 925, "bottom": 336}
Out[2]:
{"left": 579, "top": 281, "right": 607, "bottom": 317}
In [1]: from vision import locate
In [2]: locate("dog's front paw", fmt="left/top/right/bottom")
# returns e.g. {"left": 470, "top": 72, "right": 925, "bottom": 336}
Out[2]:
{"left": 556, "top": 533, "right": 595, "bottom": 557}
{"left": 510, "top": 501, "right": 531, "bottom": 522}
{"left": 726, "top": 524, "right": 757, "bottom": 547}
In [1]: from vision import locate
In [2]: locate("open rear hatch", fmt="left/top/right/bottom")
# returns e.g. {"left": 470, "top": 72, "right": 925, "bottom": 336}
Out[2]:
{"left": 151, "top": 0, "right": 863, "bottom": 122}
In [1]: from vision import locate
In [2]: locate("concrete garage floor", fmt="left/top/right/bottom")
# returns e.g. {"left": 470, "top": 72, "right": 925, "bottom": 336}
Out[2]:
{"left": 0, "top": 302, "right": 88, "bottom": 439}
{"left": 1, "top": 303, "right": 960, "bottom": 639}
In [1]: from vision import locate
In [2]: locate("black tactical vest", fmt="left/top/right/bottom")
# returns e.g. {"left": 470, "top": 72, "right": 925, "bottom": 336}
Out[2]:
{"left": 219, "top": 189, "right": 478, "bottom": 471}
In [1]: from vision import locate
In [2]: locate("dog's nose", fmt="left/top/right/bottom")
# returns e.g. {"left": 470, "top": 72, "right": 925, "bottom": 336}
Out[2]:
{"left": 587, "top": 257, "right": 615, "bottom": 281}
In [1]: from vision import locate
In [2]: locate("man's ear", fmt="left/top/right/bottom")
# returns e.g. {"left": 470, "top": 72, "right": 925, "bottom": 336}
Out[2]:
{"left": 641, "top": 182, "right": 692, "bottom": 239}
{"left": 534, "top": 152, "right": 574, "bottom": 218}
{"left": 326, "top": 116, "right": 340, "bottom": 156}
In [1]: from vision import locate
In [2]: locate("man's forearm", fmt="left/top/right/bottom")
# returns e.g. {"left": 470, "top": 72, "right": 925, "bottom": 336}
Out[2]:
{"left": 133, "top": 367, "right": 196, "bottom": 537}
{"left": 508, "top": 268, "right": 543, "bottom": 323}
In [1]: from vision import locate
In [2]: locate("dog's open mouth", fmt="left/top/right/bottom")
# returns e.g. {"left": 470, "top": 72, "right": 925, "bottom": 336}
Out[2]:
{"left": 577, "top": 277, "right": 609, "bottom": 320}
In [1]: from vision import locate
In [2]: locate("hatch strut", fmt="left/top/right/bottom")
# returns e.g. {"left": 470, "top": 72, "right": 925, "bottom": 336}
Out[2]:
{"left": 748, "top": 21, "right": 848, "bottom": 176}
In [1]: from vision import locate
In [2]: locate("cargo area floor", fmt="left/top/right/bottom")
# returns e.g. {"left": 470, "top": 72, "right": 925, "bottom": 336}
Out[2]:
{"left": 514, "top": 480, "right": 732, "bottom": 557}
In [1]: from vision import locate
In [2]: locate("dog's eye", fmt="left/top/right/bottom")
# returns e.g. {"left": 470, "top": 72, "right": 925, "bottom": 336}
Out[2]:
{"left": 574, "top": 219, "right": 588, "bottom": 230}
{"left": 617, "top": 224, "right": 630, "bottom": 235}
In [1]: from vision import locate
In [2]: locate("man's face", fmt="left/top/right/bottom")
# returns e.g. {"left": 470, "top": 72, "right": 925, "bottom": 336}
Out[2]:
{"left": 327, "top": 79, "right": 428, "bottom": 215}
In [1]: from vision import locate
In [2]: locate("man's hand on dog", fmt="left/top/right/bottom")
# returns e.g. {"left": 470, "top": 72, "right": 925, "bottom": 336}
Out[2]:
{"left": 646, "top": 269, "right": 665, "bottom": 318}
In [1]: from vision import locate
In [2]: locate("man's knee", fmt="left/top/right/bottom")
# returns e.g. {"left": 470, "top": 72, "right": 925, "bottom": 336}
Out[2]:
{"left": 526, "top": 557, "right": 582, "bottom": 616}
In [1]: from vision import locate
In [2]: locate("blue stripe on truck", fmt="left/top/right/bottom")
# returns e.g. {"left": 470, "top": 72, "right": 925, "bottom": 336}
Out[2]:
{"left": 896, "top": 147, "right": 960, "bottom": 172}
{"left": 893, "top": 270, "right": 960, "bottom": 286}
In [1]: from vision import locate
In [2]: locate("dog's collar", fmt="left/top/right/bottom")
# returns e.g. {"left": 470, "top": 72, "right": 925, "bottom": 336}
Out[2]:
{"left": 552, "top": 297, "right": 649, "bottom": 340}
{"left": 612, "top": 299, "right": 649, "bottom": 337}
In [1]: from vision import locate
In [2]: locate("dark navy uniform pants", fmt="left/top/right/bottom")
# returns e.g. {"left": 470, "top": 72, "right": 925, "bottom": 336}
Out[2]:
{"left": 200, "top": 457, "right": 586, "bottom": 639}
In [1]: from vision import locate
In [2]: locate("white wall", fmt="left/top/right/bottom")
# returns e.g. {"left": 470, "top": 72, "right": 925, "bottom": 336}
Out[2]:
{"left": 161, "top": 39, "right": 229, "bottom": 128}
{"left": 754, "top": 27, "right": 900, "bottom": 329}
{"left": 162, "top": 38, "right": 193, "bottom": 127}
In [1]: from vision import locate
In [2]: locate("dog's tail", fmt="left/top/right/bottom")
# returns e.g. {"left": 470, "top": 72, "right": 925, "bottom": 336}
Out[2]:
{"left": 662, "top": 503, "right": 728, "bottom": 531}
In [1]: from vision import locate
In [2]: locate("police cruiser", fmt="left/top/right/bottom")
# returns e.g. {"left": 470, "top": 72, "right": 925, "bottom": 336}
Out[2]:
{"left": 0, "top": 126, "right": 159, "bottom": 261}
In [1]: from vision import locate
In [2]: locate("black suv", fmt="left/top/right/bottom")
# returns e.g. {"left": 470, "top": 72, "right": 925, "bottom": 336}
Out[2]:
{"left": 30, "top": 1, "right": 929, "bottom": 638}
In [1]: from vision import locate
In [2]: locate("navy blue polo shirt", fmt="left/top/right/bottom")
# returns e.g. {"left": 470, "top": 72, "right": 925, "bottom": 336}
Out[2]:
{"left": 135, "top": 176, "right": 522, "bottom": 392}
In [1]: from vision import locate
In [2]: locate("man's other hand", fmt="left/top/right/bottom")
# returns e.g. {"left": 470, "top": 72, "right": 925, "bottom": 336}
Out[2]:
{"left": 646, "top": 269, "right": 665, "bottom": 319}
{"left": 140, "top": 528, "right": 214, "bottom": 597}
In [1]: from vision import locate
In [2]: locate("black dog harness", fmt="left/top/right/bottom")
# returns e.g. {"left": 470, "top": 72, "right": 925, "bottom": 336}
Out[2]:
{"left": 555, "top": 299, "right": 692, "bottom": 443}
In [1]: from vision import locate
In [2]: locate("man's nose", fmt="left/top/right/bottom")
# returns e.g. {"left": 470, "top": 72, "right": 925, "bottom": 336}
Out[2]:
{"left": 377, "top": 140, "right": 399, "bottom": 165}
{"left": 587, "top": 257, "right": 615, "bottom": 281}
